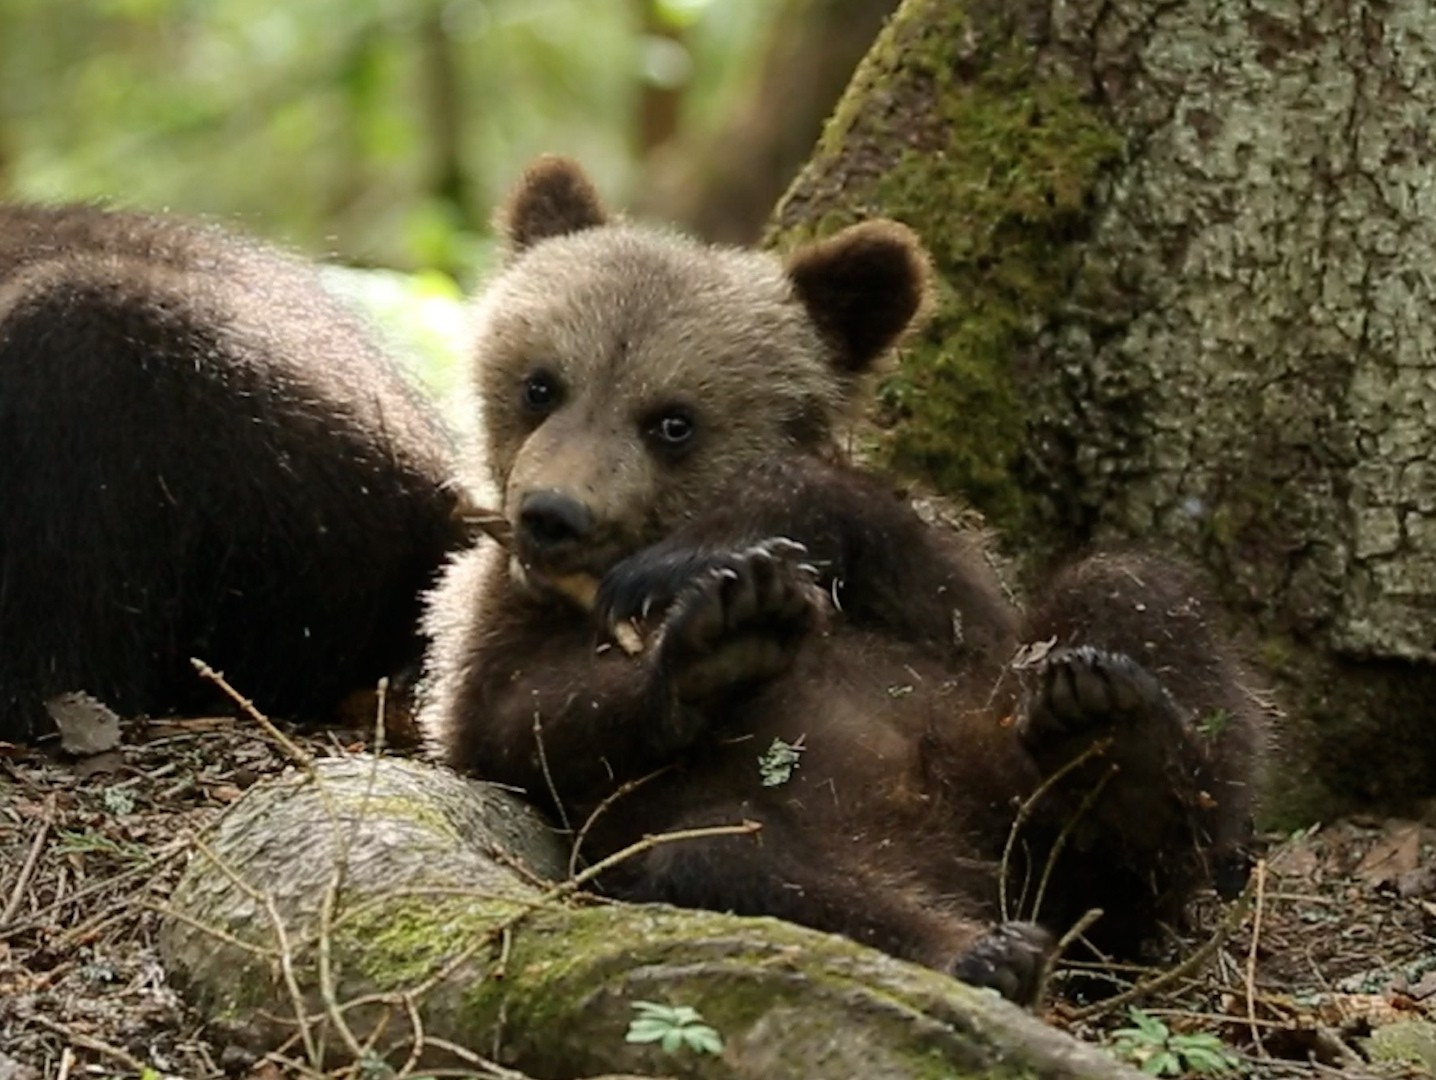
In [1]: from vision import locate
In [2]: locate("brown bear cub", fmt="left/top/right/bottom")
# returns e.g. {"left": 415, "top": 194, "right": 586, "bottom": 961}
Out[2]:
{"left": 421, "top": 158, "right": 1264, "bottom": 1002}
{"left": 0, "top": 205, "right": 466, "bottom": 742}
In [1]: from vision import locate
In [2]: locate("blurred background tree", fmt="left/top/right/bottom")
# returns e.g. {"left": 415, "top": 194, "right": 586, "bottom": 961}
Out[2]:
{"left": 0, "top": 0, "right": 893, "bottom": 407}
{"left": 0, "top": 0, "right": 888, "bottom": 278}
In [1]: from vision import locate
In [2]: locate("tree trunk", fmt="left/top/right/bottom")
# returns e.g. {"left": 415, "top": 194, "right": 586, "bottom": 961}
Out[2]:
{"left": 160, "top": 756, "right": 1136, "bottom": 1079}
{"left": 769, "top": 0, "right": 1436, "bottom": 821}
{"left": 640, "top": 0, "right": 898, "bottom": 244}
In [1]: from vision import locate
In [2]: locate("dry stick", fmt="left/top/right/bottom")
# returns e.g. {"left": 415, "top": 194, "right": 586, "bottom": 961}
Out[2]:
{"left": 396, "top": 993, "right": 428, "bottom": 1077}
{"left": 532, "top": 711, "right": 572, "bottom": 833}
{"left": 152, "top": 904, "right": 282, "bottom": 960}
{"left": 463, "top": 504, "right": 643, "bottom": 656}
{"left": 0, "top": 843, "right": 187, "bottom": 940}
{"left": 1068, "top": 869, "right": 1259, "bottom": 1022}
{"left": 1028, "top": 764, "right": 1118, "bottom": 924}
{"left": 0, "top": 795, "right": 53, "bottom": 927}
{"left": 998, "top": 738, "right": 1114, "bottom": 921}
{"left": 196, "top": 654, "right": 365, "bottom": 1073}
{"left": 26, "top": 1014, "right": 151, "bottom": 1074}
{"left": 320, "top": 677, "right": 410, "bottom": 1077}
{"left": 567, "top": 764, "right": 676, "bottom": 878}
{"left": 189, "top": 832, "right": 322, "bottom": 1065}
{"left": 191, "top": 658, "right": 314, "bottom": 768}
{"left": 1038, "top": 907, "right": 1105, "bottom": 1005}
{"left": 319, "top": 865, "right": 370, "bottom": 1068}
{"left": 1244, "top": 858, "right": 1269, "bottom": 1056}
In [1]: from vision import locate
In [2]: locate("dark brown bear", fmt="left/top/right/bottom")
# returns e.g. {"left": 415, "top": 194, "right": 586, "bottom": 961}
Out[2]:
{"left": 420, "top": 158, "right": 1265, "bottom": 1002}
{"left": 0, "top": 204, "right": 467, "bottom": 743}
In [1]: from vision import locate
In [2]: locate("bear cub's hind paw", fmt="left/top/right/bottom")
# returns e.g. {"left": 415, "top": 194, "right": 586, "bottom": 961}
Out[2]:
{"left": 950, "top": 921, "right": 1053, "bottom": 1005}
{"left": 1017, "top": 645, "right": 1181, "bottom": 757}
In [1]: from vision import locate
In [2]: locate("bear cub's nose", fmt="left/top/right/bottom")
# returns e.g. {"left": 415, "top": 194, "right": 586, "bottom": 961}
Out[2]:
{"left": 518, "top": 490, "right": 595, "bottom": 554}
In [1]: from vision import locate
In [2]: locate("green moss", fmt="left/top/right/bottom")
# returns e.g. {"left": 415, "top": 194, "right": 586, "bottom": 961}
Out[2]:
{"left": 332, "top": 793, "right": 460, "bottom": 840}
{"left": 882, "top": 51, "right": 1121, "bottom": 527}
{"left": 776, "top": 2, "right": 1124, "bottom": 533}
{"left": 334, "top": 894, "right": 520, "bottom": 990}
{"left": 456, "top": 904, "right": 1074, "bottom": 1078}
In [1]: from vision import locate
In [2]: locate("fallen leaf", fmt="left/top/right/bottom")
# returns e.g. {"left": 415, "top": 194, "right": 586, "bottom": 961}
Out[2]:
{"left": 46, "top": 691, "right": 122, "bottom": 756}
{"left": 1355, "top": 823, "right": 1422, "bottom": 888}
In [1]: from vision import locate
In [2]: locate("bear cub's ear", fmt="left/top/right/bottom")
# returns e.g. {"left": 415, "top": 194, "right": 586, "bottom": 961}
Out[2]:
{"left": 499, "top": 156, "right": 609, "bottom": 256}
{"left": 785, "top": 221, "right": 932, "bottom": 375}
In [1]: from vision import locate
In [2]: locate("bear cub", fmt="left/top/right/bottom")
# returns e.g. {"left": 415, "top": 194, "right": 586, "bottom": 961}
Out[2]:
{"left": 420, "top": 158, "right": 1265, "bottom": 1002}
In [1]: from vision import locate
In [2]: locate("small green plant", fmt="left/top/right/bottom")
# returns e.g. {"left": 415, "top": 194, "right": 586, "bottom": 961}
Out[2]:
{"left": 1196, "top": 709, "right": 1231, "bottom": 741}
{"left": 625, "top": 1000, "right": 724, "bottom": 1055}
{"left": 1110, "top": 1009, "right": 1237, "bottom": 1076}
{"left": 757, "top": 736, "right": 805, "bottom": 787}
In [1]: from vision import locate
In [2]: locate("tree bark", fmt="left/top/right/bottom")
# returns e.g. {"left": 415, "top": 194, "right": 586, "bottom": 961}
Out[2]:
{"left": 770, "top": 0, "right": 1436, "bottom": 820}
{"left": 160, "top": 756, "right": 1136, "bottom": 1079}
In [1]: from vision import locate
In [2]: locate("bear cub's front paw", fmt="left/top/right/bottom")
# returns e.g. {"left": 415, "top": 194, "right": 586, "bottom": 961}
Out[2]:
{"left": 1016, "top": 645, "right": 1179, "bottom": 760}
{"left": 598, "top": 538, "right": 820, "bottom": 703}
{"left": 949, "top": 921, "right": 1053, "bottom": 1005}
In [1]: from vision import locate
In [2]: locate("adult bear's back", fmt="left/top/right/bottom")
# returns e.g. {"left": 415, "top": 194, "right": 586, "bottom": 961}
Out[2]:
{"left": 0, "top": 205, "right": 466, "bottom": 740}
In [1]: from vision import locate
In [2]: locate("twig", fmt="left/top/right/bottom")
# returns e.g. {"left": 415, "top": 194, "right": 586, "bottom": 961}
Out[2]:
{"left": 560, "top": 820, "right": 761, "bottom": 898}
{"left": 1245, "top": 858, "right": 1268, "bottom": 1056}
{"left": 1068, "top": 869, "right": 1259, "bottom": 1022}
{"left": 1029, "top": 764, "right": 1117, "bottom": 923}
{"left": 1038, "top": 907, "right": 1105, "bottom": 1003}
{"left": 26, "top": 1013, "right": 151, "bottom": 1073}
{"left": 999, "top": 737, "right": 1113, "bottom": 920}
{"left": 1, "top": 795, "right": 53, "bottom": 927}
{"left": 568, "top": 764, "right": 674, "bottom": 877}
{"left": 150, "top": 903, "right": 282, "bottom": 959}
{"left": 191, "top": 657, "right": 314, "bottom": 768}
{"left": 319, "top": 865, "right": 369, "bottom": 1064}
{"left": 462, "top": 501, "right": 643, "bottom": 656}
{"left": 189, "top": 832, "right": 321, "bottom": 1064}
{"left": 532, "top": 711, "right": 571, "bottom": 833}
{"left": 0, "top": 842, "right": 188, "bottom": 939}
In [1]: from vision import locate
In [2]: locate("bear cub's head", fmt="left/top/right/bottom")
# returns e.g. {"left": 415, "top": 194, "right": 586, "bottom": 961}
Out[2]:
{"left": 471, "top": 156, "right": 931, "bottom": 587}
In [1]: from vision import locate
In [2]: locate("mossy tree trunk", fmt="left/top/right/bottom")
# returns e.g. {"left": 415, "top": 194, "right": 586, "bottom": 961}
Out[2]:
{"left": 769, "top": 0, "right": 1436, "bottom": 821}
{"left": 160, "top": 756, "right": 1136, "bottom": 1080}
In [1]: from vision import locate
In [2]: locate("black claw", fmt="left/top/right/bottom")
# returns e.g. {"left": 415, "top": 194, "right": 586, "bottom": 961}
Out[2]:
{"left": 950, "top": 921, "right": 1054, "bottom": 1005}
{"left": 1020, "top": 645, "right": 1176, "bottom": 750}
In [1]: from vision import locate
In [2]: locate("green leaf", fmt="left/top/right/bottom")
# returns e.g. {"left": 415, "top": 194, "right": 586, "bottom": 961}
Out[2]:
{"left": 684, "top": 1026, "right": 724, "bottom": 1055}
{"left": 661, "top": 1029, "right": 684, "bottom": 1054}
{"left": 1142, "top": 1050, "right": 1180, "bottom": 1076}
{"left": 1131, "top": 1009, "right": 1169, "bottom": 1041}
{"left": 625, "top": 1020, "right": 671, "bottom": 1044}
{"left": 757, "top": 736, "right": 805, "bottom": 786}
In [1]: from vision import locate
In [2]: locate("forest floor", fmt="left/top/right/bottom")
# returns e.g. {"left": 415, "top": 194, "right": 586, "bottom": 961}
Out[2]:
{"left": 1, "top": 713, "right": 1433, "bottom": 1080}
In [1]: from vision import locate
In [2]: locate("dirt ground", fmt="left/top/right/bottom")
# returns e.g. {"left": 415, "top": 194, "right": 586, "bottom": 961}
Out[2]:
{"left": 1, "top": 714, "right": 1433, "bottom": 1080}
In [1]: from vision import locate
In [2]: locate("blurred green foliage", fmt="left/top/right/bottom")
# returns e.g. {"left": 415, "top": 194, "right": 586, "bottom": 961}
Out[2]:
{"left": 0, "top": 0, "right": 776, "bottom": 278}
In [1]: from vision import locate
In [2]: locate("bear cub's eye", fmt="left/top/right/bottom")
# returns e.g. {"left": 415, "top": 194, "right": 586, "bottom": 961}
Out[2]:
{"left": 646, "top": 408, "right": 696, "bottom": 452}
{"left": 522, "top": 371, "right": 562, "bottom": 414}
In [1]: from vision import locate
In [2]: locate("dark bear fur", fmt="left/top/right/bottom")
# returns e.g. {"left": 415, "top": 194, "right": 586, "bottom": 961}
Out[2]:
{"left": 0, "top": 204, "right": 467, "bottom": 742}
{"left": 420, "top": 158, "right": 1265, "bottom": 1001}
